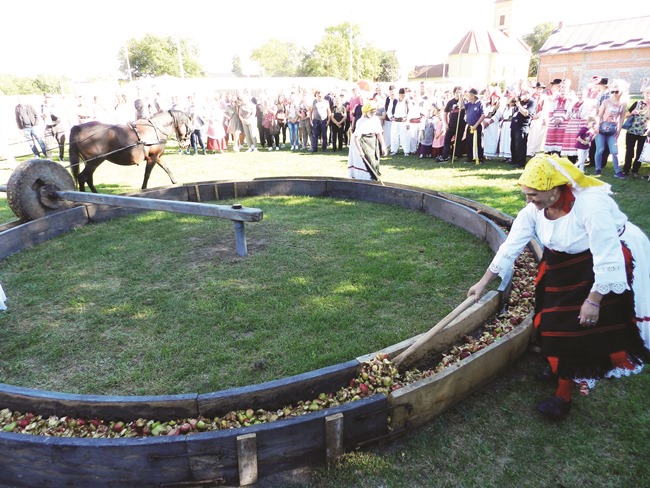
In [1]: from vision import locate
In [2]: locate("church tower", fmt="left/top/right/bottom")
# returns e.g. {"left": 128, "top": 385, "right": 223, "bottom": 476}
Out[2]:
{"left": 494, "top": 0, "right": 513, "bottom": 36}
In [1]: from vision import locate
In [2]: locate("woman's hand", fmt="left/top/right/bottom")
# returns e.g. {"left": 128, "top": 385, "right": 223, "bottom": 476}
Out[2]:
{"left": 467, "top": 282, "right": 485, "bottom": 301}
{"left": 579, "top": 296, "right": 601, "bottom": 326}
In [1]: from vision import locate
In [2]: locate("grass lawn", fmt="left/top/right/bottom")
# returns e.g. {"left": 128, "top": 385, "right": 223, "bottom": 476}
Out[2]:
{"left": 0, "top": 144, "right": 649, "bottom": 487}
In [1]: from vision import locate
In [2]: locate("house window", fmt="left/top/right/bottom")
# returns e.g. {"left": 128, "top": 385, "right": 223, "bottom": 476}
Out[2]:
{"left": 499, "top": 15, "right": 506, "bottom": 26}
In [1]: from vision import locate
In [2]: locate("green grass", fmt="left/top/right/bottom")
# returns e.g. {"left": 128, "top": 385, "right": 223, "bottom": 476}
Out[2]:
{"left": 1, "top": 146, "right": 649, "bottom": 487}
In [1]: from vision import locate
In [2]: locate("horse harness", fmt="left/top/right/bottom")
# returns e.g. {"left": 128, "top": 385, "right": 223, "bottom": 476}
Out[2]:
{"left": 81, "top": 118, "right": 170, "bottom": 164}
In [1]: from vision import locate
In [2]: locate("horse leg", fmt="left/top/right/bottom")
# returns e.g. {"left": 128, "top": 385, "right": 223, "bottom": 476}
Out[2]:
{"left": 80, "top": 161, "right": 102, "bottom": 193}
{"left": 144, "top": 156, "right": 177, "bottom": 188}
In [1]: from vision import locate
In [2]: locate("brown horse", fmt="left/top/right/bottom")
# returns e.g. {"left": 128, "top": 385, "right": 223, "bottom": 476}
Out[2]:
{"left": 68, "top": 110, "right": 192, "bottom": 192}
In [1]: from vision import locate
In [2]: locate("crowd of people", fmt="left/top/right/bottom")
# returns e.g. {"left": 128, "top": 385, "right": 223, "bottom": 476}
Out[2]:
{"left": 6, "top": 76, "right": 650, "bottom": 182}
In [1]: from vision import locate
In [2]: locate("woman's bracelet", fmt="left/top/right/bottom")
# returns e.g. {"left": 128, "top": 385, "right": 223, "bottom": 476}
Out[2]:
{"left": 584, "top": 298, "right": 601, "bottom": 308}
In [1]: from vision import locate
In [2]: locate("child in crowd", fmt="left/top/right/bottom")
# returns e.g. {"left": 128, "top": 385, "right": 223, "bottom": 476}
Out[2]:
{"left": 431, "top": 106, "right": 445, "bottom": 158}
{"left": 574, "top": 116, "right": 596, "bottom": 172}
{"left": 417, "top": 107, "right": 436, "bottom": 158}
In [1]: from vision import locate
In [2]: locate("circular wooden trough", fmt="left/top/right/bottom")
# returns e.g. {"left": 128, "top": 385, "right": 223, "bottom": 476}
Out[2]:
{"left": 0, "top": 175, "right": 540, "bottom": 487}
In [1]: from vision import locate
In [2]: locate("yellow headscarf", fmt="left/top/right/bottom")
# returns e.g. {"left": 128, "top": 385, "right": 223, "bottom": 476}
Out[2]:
{"left": 518, "top": 155, "right": 609, "bottom": 192}
{"left": 362, "top": 101, "right": 376, "bottom": 114}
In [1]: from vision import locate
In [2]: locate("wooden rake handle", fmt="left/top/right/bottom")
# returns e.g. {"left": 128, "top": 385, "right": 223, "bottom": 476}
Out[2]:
{"left": 393, "top": 296, "right": 477, "bottom": 371}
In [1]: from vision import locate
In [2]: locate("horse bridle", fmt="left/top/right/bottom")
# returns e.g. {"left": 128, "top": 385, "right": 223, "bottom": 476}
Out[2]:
{"left": 168, "top": 110, "right": 191, "bottom": 147}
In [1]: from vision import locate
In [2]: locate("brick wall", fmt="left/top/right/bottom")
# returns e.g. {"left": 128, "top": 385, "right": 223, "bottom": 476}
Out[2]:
{"left": 538, "top": 47, "right": 650, "bottom": 94}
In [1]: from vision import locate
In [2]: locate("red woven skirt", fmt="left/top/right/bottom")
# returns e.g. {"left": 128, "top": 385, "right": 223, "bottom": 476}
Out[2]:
{"left": 534, "top": 245, "right": 650, "bottom": 378}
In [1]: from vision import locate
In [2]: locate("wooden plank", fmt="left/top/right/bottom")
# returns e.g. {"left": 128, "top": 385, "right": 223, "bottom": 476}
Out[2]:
{"left": 325, "top": 413, "right": 344, "bottom": 464}
{"left": 326, "top": 180, "right": 425, "bottom": 211}
{"left": 0, "top": 432, "right": 191, "bottom": 488}
{"left": 0, "top": 383, "right": 199, "bottom": 421}
{"left": 422, "top": 194, "right": 490, "bottom": 241}
{"left": 435, "top": 191, "right": 515, "bottom": 229}
{"left": 0, "top": 206, "right": 89, "bottom": 260}
{"left": 197, "top": 360, "right": 360, "bottom": 417}
{"left": 237, "top": 433, "right": 258, "bottom": 485}
{"left": 188, "top": 395, "right": 386, "bottom": 484}
{"left": 388, "top": 315, "right": 534, "bottom": 431}
{"left": 55, "top": 191, "right": 263, "bottom": 222}
{"left": 242, "top": 179, "right": 329, "bottom": 198}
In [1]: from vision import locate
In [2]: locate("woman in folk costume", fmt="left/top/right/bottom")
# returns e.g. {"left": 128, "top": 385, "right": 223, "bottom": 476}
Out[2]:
{"left": 348, "top": 101, "right": 388, "bottom": 181}
{"left": 543, "top": 87, "right": 570, "bottom": 154}
{"left": 498, "top": 102, "right": 515, "bottom": 160}
{"left": 560, "top": 90, "right": 594, "bottom": 160}
{"left": 468, "top": 155, "right": 650, "bottom": 420}
{"left": 482, "top": 92, "right": 504, "bottom": 159}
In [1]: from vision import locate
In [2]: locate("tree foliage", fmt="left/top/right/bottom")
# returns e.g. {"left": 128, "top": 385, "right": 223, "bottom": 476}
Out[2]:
{"left": 299, "top": 23, "right": 398, "bottom": 82}
{"left": 523, "top": 22, "right": 556, "bottom": 77}
{"left": 0, "top": 74, "right": 72, "bottom": 96}
{"left": 250, "top": 40, "right": 305, "bottom": 77}
{"left": 120, "top": 34, "right": 204, "bottom": 80}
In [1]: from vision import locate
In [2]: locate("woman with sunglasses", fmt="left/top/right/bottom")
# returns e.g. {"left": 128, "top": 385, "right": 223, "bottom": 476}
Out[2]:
{"left": 595, "top": 81, "right": 627, "bottom": 178}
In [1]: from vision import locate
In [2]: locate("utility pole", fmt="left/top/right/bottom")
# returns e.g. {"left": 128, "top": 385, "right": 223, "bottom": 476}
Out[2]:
{"left": 124, "top": 41, "right": 132, "bottom": 82}
{"left": 349, "top": 22, "right": 353, "bottom": 83}
{"left": 176, "top": 35, "right": 185, "bottom": 78}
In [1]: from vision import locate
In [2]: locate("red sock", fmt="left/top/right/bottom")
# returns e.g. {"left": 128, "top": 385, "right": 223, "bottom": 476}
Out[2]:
{"left": 555, "top": 378, "right": 574, "bottom": 402}
{"left": 547, "top": 356, "right": 559, "bottom": 374}
{"left": 610, "top": 350, "right": 635, "bottom": 370}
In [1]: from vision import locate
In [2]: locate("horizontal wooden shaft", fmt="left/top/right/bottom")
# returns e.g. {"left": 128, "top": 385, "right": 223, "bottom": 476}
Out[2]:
{"left": 52, "top": 190, "right": 263, "bottom": 222}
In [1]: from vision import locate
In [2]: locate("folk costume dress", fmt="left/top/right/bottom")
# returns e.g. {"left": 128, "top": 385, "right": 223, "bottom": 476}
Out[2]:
{"left": 489, "top": 156, "right": 650, "bottom": 385}
{"left": 348, "top": 109, "right": 384, "bottom": 181}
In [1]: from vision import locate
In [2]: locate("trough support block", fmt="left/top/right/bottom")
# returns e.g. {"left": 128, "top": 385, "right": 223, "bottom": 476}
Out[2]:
{"left": 233, "top": 221, "right": 248, "bottom": 257}
{"left": 237, "top": 433, "right": 258, "bottom": 486}
{"left": 325, "top": 413, "right": 344, "bottom": 465}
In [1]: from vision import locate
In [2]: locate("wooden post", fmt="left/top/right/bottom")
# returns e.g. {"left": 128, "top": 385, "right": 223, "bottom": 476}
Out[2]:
{"left": 237, "top": 433, "right": 258, "bottom": 486}
{"left": 233, "top": 221, "right": 248, "bottom": 257}
{"left": 325, "top": 413, "right": 344, "bottom": 465}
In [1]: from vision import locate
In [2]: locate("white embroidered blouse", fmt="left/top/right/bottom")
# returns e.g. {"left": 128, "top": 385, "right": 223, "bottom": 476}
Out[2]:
{"left": 489, "top": 189, "right": 630, "bottom": 295}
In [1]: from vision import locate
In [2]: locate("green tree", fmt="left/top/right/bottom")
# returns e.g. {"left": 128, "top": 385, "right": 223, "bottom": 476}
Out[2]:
{"left": 250, "top": 40, "right": 305, "bottom": 77}
{"left": 0, "top": 74, "right": 71, "bottom": 96}
{"left": 300, "top": 23, "right": 398, "bottom": 81}
{"left": 523, "top": 22, "right": 556, "bottom": 77}
{"left": 120, "top": 34, "right": 204, "bottom": 79}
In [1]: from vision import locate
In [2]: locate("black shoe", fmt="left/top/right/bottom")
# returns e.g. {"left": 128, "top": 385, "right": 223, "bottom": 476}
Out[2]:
{"left": 504, "top": 158, "right": 512, "bottom": 163}
{"left": 536, "top": 396, "right": 571, "bottom": 420}
{"left": 514, "top": 164, "right": 525, "bottom": 168}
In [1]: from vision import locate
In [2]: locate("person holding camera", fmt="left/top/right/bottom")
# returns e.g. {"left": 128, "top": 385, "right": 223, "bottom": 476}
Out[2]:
{"left": 510, "top": 88, "right": 536, "bottom": 168}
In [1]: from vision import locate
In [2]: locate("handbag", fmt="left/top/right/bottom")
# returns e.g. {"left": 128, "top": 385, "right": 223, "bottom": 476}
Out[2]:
{"left": 639, "top": 137, "right": 650, "bottom": 163}
{"left": 599, "top": 121, "right": 617, "bottom": 136}
{"left": 622, "top": 115, "right": 635, "bottom": 131}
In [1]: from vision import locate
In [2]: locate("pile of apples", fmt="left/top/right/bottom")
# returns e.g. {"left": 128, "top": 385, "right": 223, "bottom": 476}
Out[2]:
{"left": 0, "top": 250, "right": 537, "bottom": 439}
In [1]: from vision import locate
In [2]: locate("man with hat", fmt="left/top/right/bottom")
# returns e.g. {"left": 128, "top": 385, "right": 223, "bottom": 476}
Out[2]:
{"left": 527, "top": 81, "right": 549, "bottom": 156}
{"left": 509, "top": 87, "right": 537, "bottom": 168}
{"left": 383, "top": 85, "right": 396, "bottom": 150}
{"left": 463, "top": 88, "right": 485, "bottom": 163}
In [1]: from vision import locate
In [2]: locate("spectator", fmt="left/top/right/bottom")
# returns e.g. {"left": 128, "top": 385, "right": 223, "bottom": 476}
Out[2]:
{"left": 15, "top": 98, "right": 48, "bottom": 158}
{"left": 622, "top": 86, "right": 650, "bottom": 178}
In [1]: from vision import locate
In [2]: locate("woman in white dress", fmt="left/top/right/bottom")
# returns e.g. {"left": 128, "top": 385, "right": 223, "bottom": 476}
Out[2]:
{"left": 482, "top": 93, "right": 504, "bottom": 159}
{"left": 348, "top": 102, "right": 388, "bottom": 181}
{"left": 468, "top": 155, "right": 650, "bottom": 420}
{"left": 498, "top": 104, "right": 516, "bottom": 160}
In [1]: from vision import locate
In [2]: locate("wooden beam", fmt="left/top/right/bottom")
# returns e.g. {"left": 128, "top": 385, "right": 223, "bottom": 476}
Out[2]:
{"left": 237, "top": 433, "right": 258, "bottom": 486}
{"left": 325, "top": 413, "right": 344, "bottom": 464}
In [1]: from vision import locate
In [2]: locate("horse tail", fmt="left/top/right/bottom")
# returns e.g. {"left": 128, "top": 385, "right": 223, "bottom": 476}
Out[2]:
{"left": 68, "top": 125, "right": 81, "bottom": 188}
